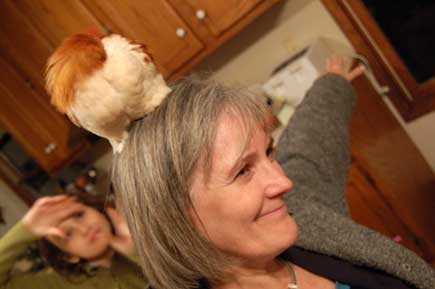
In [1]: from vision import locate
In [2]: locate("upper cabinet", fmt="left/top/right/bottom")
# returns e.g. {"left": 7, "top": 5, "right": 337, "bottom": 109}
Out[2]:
{"left": 166, "top": 0, "right": 280, "bottom": 79}
{"left": 0, "top": 1, "right": 93, "bottom": 175}
{"left": 0, "top": 0, "right": 279, "bottom": 175}
{"left": 0, "top": 56, "right": 88, "bottom": 174}
{"left": 11, "top": 0, "right": 103, "bottom": 48}
{"left": 81, "top": 0, "right": 204, "bottom": 77}
{"left": 179, "top": 0, "right": 263, "bottom": 36}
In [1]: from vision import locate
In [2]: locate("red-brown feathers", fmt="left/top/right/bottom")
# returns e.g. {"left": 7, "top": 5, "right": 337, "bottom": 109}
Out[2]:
{"left": 45, "top": 34, "right": 106, "bottom": 113}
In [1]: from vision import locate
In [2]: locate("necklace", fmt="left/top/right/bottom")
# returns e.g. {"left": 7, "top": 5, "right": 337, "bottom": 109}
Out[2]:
{"left": 286, "top": 262, "right": 298, "bottom": 289}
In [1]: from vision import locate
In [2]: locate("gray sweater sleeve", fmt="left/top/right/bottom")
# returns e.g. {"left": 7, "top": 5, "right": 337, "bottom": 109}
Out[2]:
{"left": 276, "top": 73, "right": 356, "bottom": 216}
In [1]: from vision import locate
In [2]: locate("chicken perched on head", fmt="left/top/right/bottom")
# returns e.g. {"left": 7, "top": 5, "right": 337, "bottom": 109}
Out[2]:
{"left": 45, "top": 33, "right": 171, "bottom": 153}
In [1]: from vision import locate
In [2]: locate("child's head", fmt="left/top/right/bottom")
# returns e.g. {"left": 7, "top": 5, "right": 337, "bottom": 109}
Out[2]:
{"left": 38, "top": 193, "right": 114, "bottom": 276}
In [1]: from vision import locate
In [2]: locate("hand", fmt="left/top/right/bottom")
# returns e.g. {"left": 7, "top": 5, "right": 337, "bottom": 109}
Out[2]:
{"left": 22, "top": 195, "right": 83, "bottom": 239}
{"left": 107, "top": 207, "right": 135, "bottom": 256}
{"left": 325, "top": 55, "right": 365, "bottom": 82}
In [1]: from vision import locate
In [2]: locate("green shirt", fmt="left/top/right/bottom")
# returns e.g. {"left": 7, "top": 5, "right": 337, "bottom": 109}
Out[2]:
{"left": 0, "top": 221, "right": 148, "bottom": 289}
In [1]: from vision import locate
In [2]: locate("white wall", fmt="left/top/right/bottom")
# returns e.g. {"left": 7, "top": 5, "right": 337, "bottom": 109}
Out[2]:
{"left": 195, "top": 0, "right": 435, "bottom": 173}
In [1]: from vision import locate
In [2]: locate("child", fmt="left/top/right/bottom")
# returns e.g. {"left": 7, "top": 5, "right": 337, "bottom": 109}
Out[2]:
{"left": 0, "top": 194, "right": 147, "bottom": 289}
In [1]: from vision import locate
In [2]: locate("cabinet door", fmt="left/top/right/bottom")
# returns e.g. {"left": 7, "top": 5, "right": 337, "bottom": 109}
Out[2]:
{"left": 81, "top": 0, "right": 204, "bottom": 77}
{"left": 347, "top": 75, "right": 435, "bottom": 264}
{"left": 0, "top": 1, "right": 90, "bottom": 175}
{"left": 346, "top": 162, "right": 429, "bottom": 262}
{"left": 11, "top": 0, "right": 103, "bottom": 47}
{"left": 0, "top": 1, "right": 52, "bottom": 96}
{"left": 182, "top": 0, "right": 263, "bottom": 36}
{"left": 0, "top": 56, "right": 87, "bottom": 174}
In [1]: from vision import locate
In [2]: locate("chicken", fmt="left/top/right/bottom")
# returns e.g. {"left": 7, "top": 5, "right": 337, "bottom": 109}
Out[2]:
{"left": 45, "top": 33, "right": 171, "bottom": 153}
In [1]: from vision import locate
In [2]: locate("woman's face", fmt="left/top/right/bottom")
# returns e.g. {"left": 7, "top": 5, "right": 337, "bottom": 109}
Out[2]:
{"left": 48, "top": 204, "right": 113, "bottom": 261}
{"left": 190, "top": 112, "right": 297, "bottom": 262}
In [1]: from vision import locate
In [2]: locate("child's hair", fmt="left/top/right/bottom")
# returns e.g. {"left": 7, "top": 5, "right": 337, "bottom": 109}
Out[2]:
{"left": 38, "top": 192, "right": 114, "bottom": 279}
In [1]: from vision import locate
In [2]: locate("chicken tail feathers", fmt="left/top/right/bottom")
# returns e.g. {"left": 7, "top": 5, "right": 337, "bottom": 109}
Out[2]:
{"left": 45, "top": 33, "right": 107, "bottom": 114}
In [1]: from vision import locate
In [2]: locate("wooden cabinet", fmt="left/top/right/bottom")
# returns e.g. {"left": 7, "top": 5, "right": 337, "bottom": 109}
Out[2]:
{"left": 81, "top": 0, "right": 204, "bottom": 77}
{"left": 346, "top": 162, "right": 432, "bottom": 264}
{"left": 176, "top": 0, "right": 263, "bottom": 36}
{"left": 0, "top": 1, "right": 91, "bottom": 175}
{"left": 0, "top": 56, "right": 88, "bottom": 174}
{"left": 11, "top": 0, "right": 103, "bottom": 49}
{"left": 346, "top": 70, "right": 435, "bottom": 265}
{"left": 166, "top": 0, "right": 280, "bottom": 79}
{"left": 0, "top": 0, "right": 279, "bottom": 176}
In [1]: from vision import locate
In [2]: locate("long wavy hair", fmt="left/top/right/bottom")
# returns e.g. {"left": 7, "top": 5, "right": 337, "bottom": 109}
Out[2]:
{"left": 111, "top": 75, "right": 273, "bottom": 289}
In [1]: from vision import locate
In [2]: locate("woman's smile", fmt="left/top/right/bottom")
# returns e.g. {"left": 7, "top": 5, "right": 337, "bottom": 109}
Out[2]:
{"left": 256, "top": 203, "right": 288, "bottom": 221}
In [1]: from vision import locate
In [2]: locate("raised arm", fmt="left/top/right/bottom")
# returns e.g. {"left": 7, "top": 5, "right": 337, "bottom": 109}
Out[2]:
{"left": 276, "top": 58, "right": 364, "bottom": 216}
{"left": 0, "top": 221, "right": 40, "bottom": 289}
{"left": 0, "top": 195, "right": 83, "bottom": 289}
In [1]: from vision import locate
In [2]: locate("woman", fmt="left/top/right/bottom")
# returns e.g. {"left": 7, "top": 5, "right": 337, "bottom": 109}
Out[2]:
{"left": 110, "top": 56, "right": 434, "bottom": 289}
{"left": 0, "top": 194, "right": 147, "bottom": 289}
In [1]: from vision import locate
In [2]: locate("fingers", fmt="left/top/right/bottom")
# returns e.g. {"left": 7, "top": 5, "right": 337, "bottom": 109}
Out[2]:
{"left": 107, "top": 207, "right": 131, "bottom": 237}
{"left": 325, "top": 55, "right": 346, "bottom": 75}
{"left": 23, "top": 195, "right": 77, "bottom": 228}
{"left": 47, "top": 227, "right": 67, "bottom": 240}
{"left": 106, "top": 207, "right": 121, "bottom": 223}
{"left": 37, "top": 197, "right": 80, "bottom": 220}
{"left": 35, "top": 195, "right": 74, "bottom": 207}
{"left": 33, "top": 195, "right": 77, "bottom": 213}
{"left": 346, "top": 65, "right": 366, "bottom": 81}
{"left": 109, "top": 235, "right": 134, "bottom": 256}
{"left": 107, "top": 207, "right": 123, "bottom": 232}
{"left": 324, "top": 55, "right": 366, "bottom": 82}
{"left": 50, "top": 202, "right": 85, "bottom": 223}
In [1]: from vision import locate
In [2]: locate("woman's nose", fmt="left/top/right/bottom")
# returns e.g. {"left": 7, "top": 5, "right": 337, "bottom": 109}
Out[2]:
{"left": 263, "top": 162, "right": 293, "bottom": 198}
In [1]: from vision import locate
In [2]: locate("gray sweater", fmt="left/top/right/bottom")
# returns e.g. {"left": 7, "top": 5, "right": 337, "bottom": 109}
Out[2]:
{"left": 276, "top": 74, "right": 435, "bottom": 289}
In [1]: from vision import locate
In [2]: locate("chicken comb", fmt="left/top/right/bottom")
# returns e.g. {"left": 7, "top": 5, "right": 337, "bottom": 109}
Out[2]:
{"left": 82, "top": 26, "right": 106, "bottom": 39}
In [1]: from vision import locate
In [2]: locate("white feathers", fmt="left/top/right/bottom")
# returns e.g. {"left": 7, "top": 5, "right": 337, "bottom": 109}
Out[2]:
{"left": 67, "top": 34, "right": 171, "bottom": 153}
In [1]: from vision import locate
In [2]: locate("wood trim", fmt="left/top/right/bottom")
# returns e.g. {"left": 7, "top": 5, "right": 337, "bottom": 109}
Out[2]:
{"left": 167, "top": 0, "right": 281, "bottom": 81}
{"left": 321, "top": 0, "right": 435, "bottom": 121}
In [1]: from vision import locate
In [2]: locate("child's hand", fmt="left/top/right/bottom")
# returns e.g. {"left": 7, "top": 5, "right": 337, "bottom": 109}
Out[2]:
{"left": 107, "top": 207, "right": 135, "bottom": 256}
{"left": 325, "top": 55, "right": 365, "bottom": 81}
{"left": 22, "top": 195, "right": 83, "bottom": 239}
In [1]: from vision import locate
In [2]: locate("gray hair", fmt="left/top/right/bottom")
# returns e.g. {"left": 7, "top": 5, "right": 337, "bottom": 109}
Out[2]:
{"left": 111, "top": 75, "right": 272, "bottom": 289}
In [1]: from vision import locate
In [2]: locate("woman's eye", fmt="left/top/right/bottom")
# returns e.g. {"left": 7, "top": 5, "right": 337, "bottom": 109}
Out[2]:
{"left": 236, "top": 165, "right": 250, "bottom": 178}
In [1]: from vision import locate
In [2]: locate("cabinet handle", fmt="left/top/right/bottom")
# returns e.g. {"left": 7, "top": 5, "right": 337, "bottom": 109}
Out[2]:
{"left": 196, "top": 9, "right": 206, "bottom": 20}
{"left": 340, "top": 0, "right": 412, "bottom": 101}
{"left": 44, "top": 143, "right": 57, "bottom": 154}
{"left": 176, "top": 28, "right": 186, "bottom": 38}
